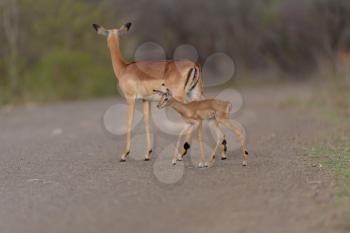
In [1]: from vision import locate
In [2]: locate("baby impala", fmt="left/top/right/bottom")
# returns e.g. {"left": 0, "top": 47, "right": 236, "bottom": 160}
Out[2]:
{"left": 153, "top": 84, "right": 248, "bottom": 167}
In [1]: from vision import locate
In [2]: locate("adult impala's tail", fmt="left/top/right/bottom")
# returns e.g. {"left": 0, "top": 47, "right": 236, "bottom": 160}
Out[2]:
{"left": 185, "top": 64, "right": 203, "bottom": 100}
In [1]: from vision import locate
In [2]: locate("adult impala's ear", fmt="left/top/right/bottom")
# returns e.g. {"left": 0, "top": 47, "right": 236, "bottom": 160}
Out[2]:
{"left": 118, "top": 22, "right": 132, "bottom": 35}
{"left": 92, "top": 24, "right": 109, "bottom": 37}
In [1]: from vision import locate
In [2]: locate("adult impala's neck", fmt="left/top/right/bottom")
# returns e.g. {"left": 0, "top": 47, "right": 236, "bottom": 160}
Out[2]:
{"left": 107, "top": 33, "right": 127, "bottom": 78}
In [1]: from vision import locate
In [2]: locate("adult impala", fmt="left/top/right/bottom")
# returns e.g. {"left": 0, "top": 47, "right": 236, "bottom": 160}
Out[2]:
{"left": 93, "top": 22, "right": 203, "bottom": 161}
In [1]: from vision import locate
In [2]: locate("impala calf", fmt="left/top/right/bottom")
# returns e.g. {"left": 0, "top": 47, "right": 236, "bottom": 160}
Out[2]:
{"left": 93, "top": 22, "right": 203, "bottom": 161}
{"left": 154, "top": 85, "right": 248, "bottom": 167}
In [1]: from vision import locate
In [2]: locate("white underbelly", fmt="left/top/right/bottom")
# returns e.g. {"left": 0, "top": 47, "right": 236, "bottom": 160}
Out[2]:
{"left": 136, "top": 94, "right": 161, "bottom": 102}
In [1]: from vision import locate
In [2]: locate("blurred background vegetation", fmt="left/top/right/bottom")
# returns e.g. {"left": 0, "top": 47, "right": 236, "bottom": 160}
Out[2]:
{"left": 1, "top": 0, "right": 350, "bottom": 105}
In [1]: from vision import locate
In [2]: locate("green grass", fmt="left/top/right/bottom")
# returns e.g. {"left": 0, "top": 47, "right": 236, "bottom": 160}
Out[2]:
{"left": 278, "top": 89, "right": 349, "bottom": 121}
{"left": 278, "top": 75, "right": 350, "bottom": 197}
{"left": 309, "top": 141, "right": 350, "bottom": 197}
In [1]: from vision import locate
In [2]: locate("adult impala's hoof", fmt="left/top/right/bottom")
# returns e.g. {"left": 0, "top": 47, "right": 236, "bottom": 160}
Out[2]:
{"left": 204, "top": 162, "right": 209, "bottom": 167}
{"left": 242, "top": 160, "right": 247, "bottom": 166}
{"left": 144, "top": 150, "right": 152, "bottom": 161}
{"left": 198, "top": 162, "right": 204, "bottom": 168}
{"left": 120, "top": 151, "right": 129, "bottom": 162}
{"left": 172, "top": 159, "right": 177, "bottom": 165}
{"left": 221, "top": 157, "right": 227, "bottom": 160}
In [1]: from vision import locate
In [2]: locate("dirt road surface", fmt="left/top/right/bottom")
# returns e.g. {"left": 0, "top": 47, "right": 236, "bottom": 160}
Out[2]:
{"left": 0, "top": 84, "right": 347, "bottom": 233}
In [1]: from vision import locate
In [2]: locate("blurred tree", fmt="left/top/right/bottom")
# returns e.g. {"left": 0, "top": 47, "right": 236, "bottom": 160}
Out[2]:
{"left": 1, "top": 0, "right": 350, "bottom": 104}
{"left": 2, "top": 0, "right": 19, "bottom": 93}
{"left": 1, "top": 0, "right": 118, "bottom": 104}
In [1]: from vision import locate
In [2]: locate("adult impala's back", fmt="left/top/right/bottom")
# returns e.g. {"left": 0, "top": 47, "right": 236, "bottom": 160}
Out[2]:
{"left": 93, "top": 22, "right": 203, "bottom": 161}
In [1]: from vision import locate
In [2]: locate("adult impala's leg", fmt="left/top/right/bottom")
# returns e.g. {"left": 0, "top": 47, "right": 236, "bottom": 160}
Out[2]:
{"left": 172, "top": 124, "right": 192, "bottom": 165}
{"left": 142, "top": 100, "right": 153, "bottom": 161}
{"left": 120, "top": 98, "right": 135, "bottom": 162}
{"left": 197, "top": 121, "right": 206, "bottom": 168}
{"left": 219, "top": 119, "right": 248, "bottom": 166}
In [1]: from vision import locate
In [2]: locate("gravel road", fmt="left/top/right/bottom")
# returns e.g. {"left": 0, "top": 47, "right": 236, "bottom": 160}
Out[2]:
{"left": 0, "top": 84, "right": 347, "bottom": 233}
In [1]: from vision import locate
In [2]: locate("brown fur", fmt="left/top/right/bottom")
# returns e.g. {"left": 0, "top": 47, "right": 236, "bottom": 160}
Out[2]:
{"left": 156, "top": 88, "right": 247, "bottom": 167}
{"left": 94, "top": 23, "right": 203, "bottom": 161}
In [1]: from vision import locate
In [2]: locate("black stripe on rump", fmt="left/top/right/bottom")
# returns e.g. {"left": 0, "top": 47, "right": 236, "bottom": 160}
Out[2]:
{"left": 184, "top": 68, "right": 194, "bottom": 90}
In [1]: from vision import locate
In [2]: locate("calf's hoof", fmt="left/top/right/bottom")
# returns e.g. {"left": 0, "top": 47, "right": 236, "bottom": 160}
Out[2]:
{"left": 172, "top": 159, "right": 177, "bottom": 165}
{"left": 198, "top": 162, "right": 205, "bottom": 168}
{"left": 221, "top": 156, "right": 227, "bottom": 160}
{"left": 242, "top": 160, "right": 248, "bottom": 166}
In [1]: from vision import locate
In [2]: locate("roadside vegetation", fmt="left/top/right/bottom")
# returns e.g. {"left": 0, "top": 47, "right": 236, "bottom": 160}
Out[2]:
{"left": 279, "top": 73, "right": 350, "bottom": 197}
{"left": 1, "top": 0, "right": 350, "bottom": 105}
{"left": 309, "top": 140, "right": 350, "bottom": 197}
{"left": 0, "top": 0, "right": 117, "bottom": 104}
{"left": 308, "top": 77, "right": 350, "bottom": 197}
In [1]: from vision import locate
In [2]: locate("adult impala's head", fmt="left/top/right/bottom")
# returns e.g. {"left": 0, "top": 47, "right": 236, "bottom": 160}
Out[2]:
{"left": 153, "top": 83, "right": 173, "bottom": 109}
{"left": 92, "top": 22, "right": 132, "bottom": 40}
{"left": 92, "top": 22, "right": 132, "bottom": 75}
